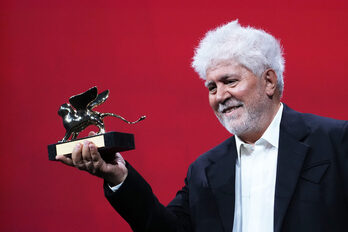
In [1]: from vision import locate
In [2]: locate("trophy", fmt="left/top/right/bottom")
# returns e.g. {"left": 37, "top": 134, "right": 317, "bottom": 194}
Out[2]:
{"left": 48, "top": 86, "right": 145, "bottom": 161}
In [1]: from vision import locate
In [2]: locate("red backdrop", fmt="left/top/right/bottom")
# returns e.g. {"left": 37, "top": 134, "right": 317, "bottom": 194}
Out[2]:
{"left": 1, "top": 0, "right": 347, "bottom": 231}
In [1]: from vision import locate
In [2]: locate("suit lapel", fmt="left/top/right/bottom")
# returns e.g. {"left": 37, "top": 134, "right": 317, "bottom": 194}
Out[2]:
{"left": 203, "top": 105, "right": 310, "bottom": 232}
{"left": 206, "top": 137, "right": 237, "bottom": 232}
{"left": 274, "top": 105, "right": 311, "bottom": 232}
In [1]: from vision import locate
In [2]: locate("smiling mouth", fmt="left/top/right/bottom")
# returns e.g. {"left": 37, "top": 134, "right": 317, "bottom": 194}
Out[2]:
{"left": 222, "top": 105, "right": 242, "bottom": 114}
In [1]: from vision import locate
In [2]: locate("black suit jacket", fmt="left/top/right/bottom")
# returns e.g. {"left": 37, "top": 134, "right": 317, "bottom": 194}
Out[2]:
{"left": 105, "top": 105, "right": 348, "bottom": 232}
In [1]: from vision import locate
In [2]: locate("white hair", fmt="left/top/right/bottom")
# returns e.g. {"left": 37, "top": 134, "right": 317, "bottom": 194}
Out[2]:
{"left": 192, "top": 20, "right": 285, "bottom": 96}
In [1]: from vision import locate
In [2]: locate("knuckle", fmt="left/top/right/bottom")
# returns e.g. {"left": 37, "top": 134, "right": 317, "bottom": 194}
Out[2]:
{"left": 90, "top": 148, "right": 99, "bottom": 156}
{"left": 73, "top": 160, "right": 81, "bottom": 166}
{"left": 75, "top": 161, "right": 85, "bottom": 170}
{"left": 76, "top": 165, "right": 85, "bottom": 170}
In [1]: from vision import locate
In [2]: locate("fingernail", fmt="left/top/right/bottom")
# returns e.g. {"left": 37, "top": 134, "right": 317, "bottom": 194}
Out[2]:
{"left": 84, "top": 140, "right": 89, "bottom": 146}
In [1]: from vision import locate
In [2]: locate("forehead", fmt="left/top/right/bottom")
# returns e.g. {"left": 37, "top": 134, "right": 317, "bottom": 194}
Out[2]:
{"left": 206, "top": 60, "right": 250, "bottom": 81}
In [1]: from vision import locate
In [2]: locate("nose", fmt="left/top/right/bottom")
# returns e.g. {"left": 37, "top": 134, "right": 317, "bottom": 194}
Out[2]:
{"left": 216, "top": 84, "right": 231, "bottom": 104}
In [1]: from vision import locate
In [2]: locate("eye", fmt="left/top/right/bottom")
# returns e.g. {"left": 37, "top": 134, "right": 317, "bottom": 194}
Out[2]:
{"left": 207, "top": 83, "right": 217, "bottom": 94}
{"left": 224, "top": 78, "right": 237, "bottom": 86}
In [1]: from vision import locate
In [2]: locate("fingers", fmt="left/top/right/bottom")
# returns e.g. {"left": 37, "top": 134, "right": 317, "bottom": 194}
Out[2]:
{"left": 56, "top": 141, "right": 126, "bottom": 183}
{"left": 87, "top": 142, "right": 103, "bottom": 174}
{"left": 68, "top": 141, "right": 104, "bottom": 175}
{"left": 72, "top": 143, "right": 84, "bottom": 169}
{"left": 56, "top": 154, "right": 74, "bottom": 166}
{"left": 82, "top": 141, "right": 92, "bottom": 162}
{"left": 56, "top": 143, "right": 83, "bottom": 167}
{"left": 88, "top": 131, "right": 96, "bottom": 136}
{"left": 89, "top": 143, "right": 101, "bottom": 162}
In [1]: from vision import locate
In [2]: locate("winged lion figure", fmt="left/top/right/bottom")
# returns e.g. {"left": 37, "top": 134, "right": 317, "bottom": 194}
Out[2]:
{"left": 58, "top": 86, "right": 145, "bottom": 142}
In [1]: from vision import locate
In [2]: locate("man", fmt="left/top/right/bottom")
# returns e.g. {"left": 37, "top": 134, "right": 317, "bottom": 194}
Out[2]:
{"left": 57, "top": 20, "right": 348, "bottom": 232}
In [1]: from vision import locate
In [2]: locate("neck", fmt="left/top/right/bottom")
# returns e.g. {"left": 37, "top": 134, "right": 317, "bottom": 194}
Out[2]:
{"left": 238, "top": 102, "right": 281, "bottom": 144}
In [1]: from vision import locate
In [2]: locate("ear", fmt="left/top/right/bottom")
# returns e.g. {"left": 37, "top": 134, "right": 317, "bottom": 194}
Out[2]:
{"left": 262, "top": 69, "right": 278, "bottom": 97}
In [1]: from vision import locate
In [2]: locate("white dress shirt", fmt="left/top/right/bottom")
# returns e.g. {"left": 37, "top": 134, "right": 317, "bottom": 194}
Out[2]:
{"left": 233, "top": 104, "right": 283, "bottom": 232}
{"left": 110, "top": 105, "right": 283, "bottom": 232}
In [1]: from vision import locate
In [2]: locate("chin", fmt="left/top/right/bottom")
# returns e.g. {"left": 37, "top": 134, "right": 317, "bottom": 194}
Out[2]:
{"left": 225, "top": 125, "right": 249, "bottom": 136}
{"left": 220, "top": 117, "right": 249, "bottom": 136}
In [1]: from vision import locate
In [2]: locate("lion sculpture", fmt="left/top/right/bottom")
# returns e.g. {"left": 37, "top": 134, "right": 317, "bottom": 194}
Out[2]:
{"left": 58, "top": 86, "right": 145, "bottom": 142}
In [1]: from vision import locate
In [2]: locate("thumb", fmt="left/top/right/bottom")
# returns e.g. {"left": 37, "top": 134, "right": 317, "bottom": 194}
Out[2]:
{"left": 115, "top": 152, "right": 126, "bottom": 166}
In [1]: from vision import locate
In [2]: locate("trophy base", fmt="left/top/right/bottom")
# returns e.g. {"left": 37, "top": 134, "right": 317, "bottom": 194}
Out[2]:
{"left": 48, "top": 132, "right": 135, "bottom": 161}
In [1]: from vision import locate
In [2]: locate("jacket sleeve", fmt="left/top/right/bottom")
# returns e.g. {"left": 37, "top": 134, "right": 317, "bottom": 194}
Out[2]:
{"left": 337, "top": 120, "right": 348, "bottom": 204}
{"left": 104, "top": 162, "right": 193, "bottom": 232}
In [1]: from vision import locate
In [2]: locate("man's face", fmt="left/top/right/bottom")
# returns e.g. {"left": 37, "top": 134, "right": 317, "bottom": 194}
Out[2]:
{"left": 205, "top": 60, "right": 269, "bottom": 137}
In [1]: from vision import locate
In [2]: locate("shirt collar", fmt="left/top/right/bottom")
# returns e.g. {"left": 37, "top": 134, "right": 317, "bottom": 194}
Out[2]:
{"left": 235, "top": 103, "right": 283, "bottom": 157}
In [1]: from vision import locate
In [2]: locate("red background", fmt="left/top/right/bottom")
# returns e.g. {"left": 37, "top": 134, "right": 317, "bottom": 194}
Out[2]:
{"left": 1, "top": 0, "right": 347, "bottom": 231}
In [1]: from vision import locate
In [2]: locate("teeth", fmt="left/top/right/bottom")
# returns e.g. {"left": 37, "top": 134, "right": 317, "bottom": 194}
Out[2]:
{"left": 223, "top": 106, "right": 239, "bottom": 113}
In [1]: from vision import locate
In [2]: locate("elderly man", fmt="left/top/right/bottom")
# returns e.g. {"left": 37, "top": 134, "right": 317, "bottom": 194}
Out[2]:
{"left": 57, "top": 20, "right": 348, "bottom": 232}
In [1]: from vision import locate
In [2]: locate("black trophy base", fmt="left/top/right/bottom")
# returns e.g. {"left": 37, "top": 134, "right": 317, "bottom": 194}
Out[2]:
{"left": 48, "top": 132, "right": 135, "bottom": 161}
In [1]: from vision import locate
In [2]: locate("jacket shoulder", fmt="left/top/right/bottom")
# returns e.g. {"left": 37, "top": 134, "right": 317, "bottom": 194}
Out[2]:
{"left": 189, "top": 136, "right": 235, "bottom": 170}
{"left": 299, "top": 111, "right": 347, "bottom": 136}
{"left": 282, "top": 104, "right": 347, "bottom": 138}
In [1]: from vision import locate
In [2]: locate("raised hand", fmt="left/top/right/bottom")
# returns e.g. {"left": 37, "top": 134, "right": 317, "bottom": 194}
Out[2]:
{"left": 56, "top": 132, "right": 128, "bottom": 186}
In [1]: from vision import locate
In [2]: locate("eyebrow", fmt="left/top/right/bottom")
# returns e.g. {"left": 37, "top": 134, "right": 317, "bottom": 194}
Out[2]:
{"left": 204, "top": 80, "right": 214, "bottom": 88}
{"left": 204, "top": 74, "right": 240, "bottom": 87}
